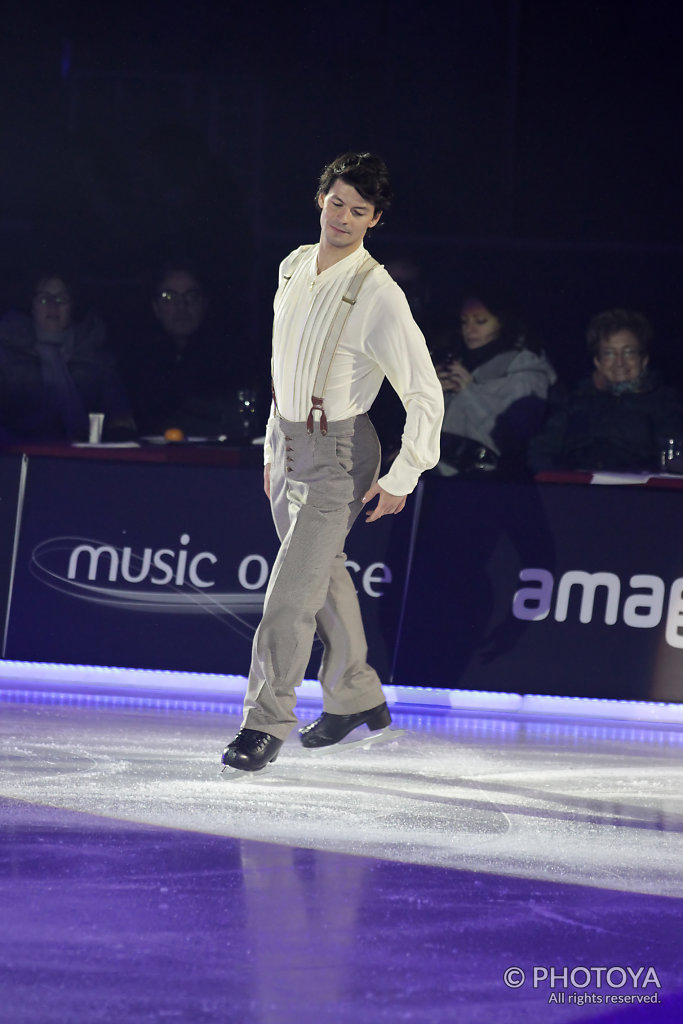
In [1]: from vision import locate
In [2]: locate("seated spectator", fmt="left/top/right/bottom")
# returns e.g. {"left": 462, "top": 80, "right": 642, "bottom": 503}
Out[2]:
{"left": 0, "top": 273, "right": 136, "bottom": 443}
{"left": 434, "top": 289, "right": 557, "bottom": 477}
{"left": 122, "top": 266, "right": 259, "bottom": 437}
{"left": 528, "top": 308, "right": 683, "bottom": 473}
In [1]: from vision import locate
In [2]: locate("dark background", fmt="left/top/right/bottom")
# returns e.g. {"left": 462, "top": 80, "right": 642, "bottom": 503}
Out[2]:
{"left": 1, "top": 0, "right": 682, "bottom": 390}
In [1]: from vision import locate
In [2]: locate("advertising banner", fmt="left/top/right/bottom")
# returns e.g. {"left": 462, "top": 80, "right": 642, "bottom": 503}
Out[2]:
{"left": 4, "top": 458, "right": 413, "bottom": 681}
{"left": 393, "top": 478, "right": 683, "bottom": 703}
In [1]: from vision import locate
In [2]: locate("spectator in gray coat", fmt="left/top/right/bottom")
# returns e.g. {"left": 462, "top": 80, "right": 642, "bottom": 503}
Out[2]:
{"left": 434, "top": 288, "right": 556, "bottom": 478}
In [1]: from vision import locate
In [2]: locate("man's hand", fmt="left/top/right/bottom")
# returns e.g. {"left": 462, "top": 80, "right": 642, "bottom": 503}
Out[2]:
{"left": 264, "top": 463, "right": 271, "bottom": 499}
{"left": 362, "top": 483, "right": 407, "bottom": 522}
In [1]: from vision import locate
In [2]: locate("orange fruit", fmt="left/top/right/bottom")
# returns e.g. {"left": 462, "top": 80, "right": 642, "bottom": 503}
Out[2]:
{"left": 164, "top": 427, "right": 185, "bottom": 442}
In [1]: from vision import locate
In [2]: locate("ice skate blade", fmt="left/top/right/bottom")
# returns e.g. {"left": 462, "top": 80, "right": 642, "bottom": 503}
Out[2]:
{"left": 307, "top": 726, "right": 406, "bottom": 756}
{"left": 219, "top": 761, "right": 278, "bottom": 781}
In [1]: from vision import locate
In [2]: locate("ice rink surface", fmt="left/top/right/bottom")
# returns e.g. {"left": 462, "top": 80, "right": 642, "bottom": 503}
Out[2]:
{"left": 1, "top": 696, "right": 682, "bottom": 1023}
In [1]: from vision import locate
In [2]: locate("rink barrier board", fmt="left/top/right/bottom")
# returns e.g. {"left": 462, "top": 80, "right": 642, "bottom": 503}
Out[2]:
{"left": 0, "top": 454, "right": 682, "bottom": 707}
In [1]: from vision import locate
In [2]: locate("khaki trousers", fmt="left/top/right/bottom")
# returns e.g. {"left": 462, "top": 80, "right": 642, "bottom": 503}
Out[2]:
{"left": 242, "top": 414, "right": 385, "bottom": 740}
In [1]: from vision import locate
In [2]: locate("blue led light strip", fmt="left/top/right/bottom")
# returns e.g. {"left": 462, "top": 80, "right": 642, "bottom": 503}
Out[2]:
{"left": 0, "top": 659, "right": 682, "bottom": 727}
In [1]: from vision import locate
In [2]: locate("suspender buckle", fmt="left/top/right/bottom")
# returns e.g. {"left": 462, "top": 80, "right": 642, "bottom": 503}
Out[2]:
{"left": 306, "top": 396, "right": 328, "bottom": 435}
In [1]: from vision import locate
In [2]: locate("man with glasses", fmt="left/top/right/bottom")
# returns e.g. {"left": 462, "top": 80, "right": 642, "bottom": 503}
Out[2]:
{"left": 122, "top": 266, "right": 257, "bottom": 436}
{"left": 529, "top": 308, "right": 683, "bottom": 473}
{"left": 152, "top": 269, "right": 208, "bottom": 348}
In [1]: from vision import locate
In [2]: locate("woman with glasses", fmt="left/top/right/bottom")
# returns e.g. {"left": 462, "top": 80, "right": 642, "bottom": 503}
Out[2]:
{"left": 0, "top": 273, "right": 136, "bottom": 443}
{"left": 529, "top": 308, "right": 683, "bottom": 473}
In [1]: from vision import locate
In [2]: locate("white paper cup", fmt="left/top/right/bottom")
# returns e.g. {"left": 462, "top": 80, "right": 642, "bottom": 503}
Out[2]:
{"left": 88, "top": 413, "right": 104, "bottom": 444}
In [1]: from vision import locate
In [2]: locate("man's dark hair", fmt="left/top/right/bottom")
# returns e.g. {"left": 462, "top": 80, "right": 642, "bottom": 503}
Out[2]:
{"left": 32, "top": 272, "right": 75, "bottom": 301}
{"left": 586, "top": 308, "right": 653, "bottom": 357}
{"left": 151, "top": 264, "right": 207, "bottom": 297}
{"left": 316, "top": 152, "right": 393, "bottom": 217}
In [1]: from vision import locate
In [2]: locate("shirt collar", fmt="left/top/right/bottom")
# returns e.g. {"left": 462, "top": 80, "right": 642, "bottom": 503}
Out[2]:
{"left": 308, "top": 243, "right": 367, "bottom": 285}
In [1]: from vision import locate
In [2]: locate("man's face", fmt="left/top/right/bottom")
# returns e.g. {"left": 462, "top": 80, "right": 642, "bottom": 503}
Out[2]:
{"left": 317, "top": 178, "right": 381, "bottom": 255}
{"left": 594, "top": 329, "right": 648, "bottom": 386}
{"left": 32, "top": 277, "right": 72, "bottom": 334}
{"left": 153, "top": 271, "right": 207, "bottom": 340}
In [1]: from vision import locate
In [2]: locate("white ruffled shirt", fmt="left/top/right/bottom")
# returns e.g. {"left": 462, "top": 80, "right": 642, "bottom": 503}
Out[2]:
{"left": 265, "top": 243, "right": 443, "bottom": 496}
